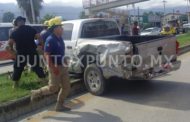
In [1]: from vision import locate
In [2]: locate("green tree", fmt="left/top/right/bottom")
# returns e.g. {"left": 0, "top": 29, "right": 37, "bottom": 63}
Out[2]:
{"left": 79, "top": 11, "right": 88, "bottom": 19}
{"left": 2, "top": 12, "right": 15, "bottom": 22}
{"left": 40, "top": 14, "right": 55, "bottom": 24}
{"left": 148, "top": 11, "right": 154, "bottom": 15}
{"left": 16, "top": 0, "right": 43, "bottom": 23}
{"left": 155, "top": 12, "right": 164, "bottom": 16}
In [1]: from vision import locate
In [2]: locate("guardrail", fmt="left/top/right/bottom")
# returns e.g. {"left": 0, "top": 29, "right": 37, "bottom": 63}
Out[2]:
{"left": 0, "top": 60, "right": 13, "bottom": 67}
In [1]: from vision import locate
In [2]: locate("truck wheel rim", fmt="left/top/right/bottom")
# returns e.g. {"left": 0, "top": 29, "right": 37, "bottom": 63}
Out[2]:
{"left": 87, "top": 70, "right": 101, "bottom": 92}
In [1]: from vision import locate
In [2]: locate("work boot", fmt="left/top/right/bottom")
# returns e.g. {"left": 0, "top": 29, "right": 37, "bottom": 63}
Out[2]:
{"left": 12, "top": 81, "right": 19, "bottom": 89}
{"left": 31, "top": 90, "right": 42, "bottom": 102}
{"left": 55, "top": 102, "right": 71, "bottom": 112}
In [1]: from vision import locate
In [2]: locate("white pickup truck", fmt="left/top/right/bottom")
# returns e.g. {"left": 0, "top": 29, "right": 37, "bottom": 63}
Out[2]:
{"left": 61, "top": 18, "right": 181, "bottom": 95}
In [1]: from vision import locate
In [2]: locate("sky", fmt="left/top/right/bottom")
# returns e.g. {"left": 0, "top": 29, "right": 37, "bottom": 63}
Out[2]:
{"left": 0, "top": 0, "right": 189, "bottom": 9}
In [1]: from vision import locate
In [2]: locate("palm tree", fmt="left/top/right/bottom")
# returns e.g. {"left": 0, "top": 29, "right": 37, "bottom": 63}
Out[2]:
{"left": 16, "top": 0, "right": 43, "bottom": 23}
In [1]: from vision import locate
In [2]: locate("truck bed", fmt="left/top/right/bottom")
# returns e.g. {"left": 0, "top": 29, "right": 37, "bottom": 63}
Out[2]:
{"left": 98, "top": 35, "right": 177, "bottom": 72}
{"left": 98, "top": 35, "right": 169, "bottom": 44}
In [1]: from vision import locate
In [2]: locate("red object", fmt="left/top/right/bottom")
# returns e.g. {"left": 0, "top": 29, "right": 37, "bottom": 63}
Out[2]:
{"left": 0, "top": 51, "right": 13, "bottom": 61}
{"left": 176, "top": 41, "right": 179, "bottom": 54}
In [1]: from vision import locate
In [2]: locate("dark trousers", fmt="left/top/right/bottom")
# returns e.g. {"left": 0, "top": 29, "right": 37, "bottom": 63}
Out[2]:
{"left": 12, "top": 51, "right": 46, "bottom": 81}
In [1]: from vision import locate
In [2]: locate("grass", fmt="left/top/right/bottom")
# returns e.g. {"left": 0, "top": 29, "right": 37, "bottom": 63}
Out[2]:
{"left": 0, "top": 71, "right": 47, "bottom": 104}
{"left": 177, "top": 33, "right": 190, "bottom": 47}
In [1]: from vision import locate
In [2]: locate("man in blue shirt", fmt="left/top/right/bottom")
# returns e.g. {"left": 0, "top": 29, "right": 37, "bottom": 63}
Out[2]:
{"left": 31, "top": 22, "right": 71, "bottom": 112}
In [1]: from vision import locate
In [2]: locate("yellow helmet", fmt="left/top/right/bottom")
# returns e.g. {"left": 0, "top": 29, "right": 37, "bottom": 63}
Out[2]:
{"left": 48, "top": 16, "right": 62, "bottom": 28}
{"left": 43, "top": 21, "right": 49, "bottom": 26}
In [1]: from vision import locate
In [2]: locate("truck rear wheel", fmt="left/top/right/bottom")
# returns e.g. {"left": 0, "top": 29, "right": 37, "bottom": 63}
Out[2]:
{"left": 84, "top": 64, "right": 107, "bottom": 96}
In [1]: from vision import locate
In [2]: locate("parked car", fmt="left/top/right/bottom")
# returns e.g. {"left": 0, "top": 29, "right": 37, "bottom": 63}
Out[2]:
{"left": 0, "top": 23, "right": 45, "bottom": 60}
{"left": 183, "top": 23, "right": 190, "bottom": 33}
{"left": 62, "top": 18, "right": 181, "bottom": 95}
{"left": 140, "top": 27, "right": 161, "bottom": 36}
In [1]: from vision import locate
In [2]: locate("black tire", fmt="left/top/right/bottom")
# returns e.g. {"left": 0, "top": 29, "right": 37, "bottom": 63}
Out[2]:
{"left": 84, "top": 64, "right": 107, "bottom": 96}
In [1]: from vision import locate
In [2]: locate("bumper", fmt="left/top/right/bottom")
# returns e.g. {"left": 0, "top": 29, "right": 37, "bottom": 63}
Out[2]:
{"left": 151, "top": 61, "right": 181, "bottom": 78}
{"left": 170, "top": 61, "right": 181, "bottom": 71}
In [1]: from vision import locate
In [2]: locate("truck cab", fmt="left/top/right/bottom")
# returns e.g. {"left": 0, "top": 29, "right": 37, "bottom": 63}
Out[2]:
{"left": 62, "top": 18, "right": 121, "bottom": 56}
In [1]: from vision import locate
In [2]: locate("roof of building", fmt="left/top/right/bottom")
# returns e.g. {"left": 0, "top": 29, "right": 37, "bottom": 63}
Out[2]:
{"left": 164, "top": 13, "right": 185, "bottom": 16}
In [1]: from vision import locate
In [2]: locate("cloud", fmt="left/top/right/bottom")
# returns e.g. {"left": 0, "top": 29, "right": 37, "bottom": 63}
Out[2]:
{"left": 44, "top": 0, "right": 82, "bottom": 7}
{"left": 0, "top": 0, "right": 188, "bottom": 8}
{"left": 0, "top": 0, "right": 16, "bottom": 3}
{"left": 135, "top": 0, "right": 188, "bottom": 9}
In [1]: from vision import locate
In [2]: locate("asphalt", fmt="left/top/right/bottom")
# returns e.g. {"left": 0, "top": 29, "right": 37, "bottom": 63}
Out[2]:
{"left": 11, "top": 52, "right": 190, "bottom": 122}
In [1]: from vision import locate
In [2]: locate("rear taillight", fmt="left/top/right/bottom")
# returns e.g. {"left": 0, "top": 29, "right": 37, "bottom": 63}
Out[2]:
{"left": 176, "top": 41, "right": 179, "bottom": 54}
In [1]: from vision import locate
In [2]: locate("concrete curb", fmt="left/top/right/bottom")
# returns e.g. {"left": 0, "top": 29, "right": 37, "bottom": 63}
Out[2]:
{"left": 0, "top": 80, "right": 86, "bottom": 122}
{"left": 179, "top": 45, "right": 190, "bottom": 55}
{"left": 0, "top": 45, "right": 190, "bottom": 122}
{"left": 0, "top": 61, "right": 13, "bottom": 67}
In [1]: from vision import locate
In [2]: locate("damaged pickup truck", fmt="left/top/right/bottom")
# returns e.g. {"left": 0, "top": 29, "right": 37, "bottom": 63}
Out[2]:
{"left": 62, "top": 18, "right": 181, "bottom": 95}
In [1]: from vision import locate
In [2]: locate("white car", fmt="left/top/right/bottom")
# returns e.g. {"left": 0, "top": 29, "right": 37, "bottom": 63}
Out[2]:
{"left": 140, "top": 27, "right": 161, "bottom": 36}
{"left": 183, "top": 23, "right": 190, "bottom": 28}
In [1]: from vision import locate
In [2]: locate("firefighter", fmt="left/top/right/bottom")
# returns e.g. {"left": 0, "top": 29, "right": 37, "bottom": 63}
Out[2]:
{"left": 161, "top": 24, "right": 174, "bottom": 35}
{"left": 31, "top": 17, "right": 71, "bottom": 112}
{"left": 6, "top": 16, "right": 46, "bottom": 88}
{"left": 40, "top": 20, "right": 52, "bottom": 44}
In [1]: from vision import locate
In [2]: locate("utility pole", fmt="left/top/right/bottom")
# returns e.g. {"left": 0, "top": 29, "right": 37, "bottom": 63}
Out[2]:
{"left": 162, "top": 0, "right": 167, "bottom": 16}
{"left": 30, "top": 0, "right": 36, "bottom": 23}
{"left": 132, "top": 3, "right": 136, "bottom": 21}
{"left": 187, "top": 0, "right": 190, "bottom": 23}
{"left": 138, "top": 7, "right": 140, "bottom": 24}
{"left": 162, "top": 0, "right": 167, "bottom": 25}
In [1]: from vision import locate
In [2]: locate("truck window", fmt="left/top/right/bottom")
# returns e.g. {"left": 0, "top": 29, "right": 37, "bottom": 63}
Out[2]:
{"left": 62, "top": 24, "right": 74, "bottom": 41}
{"left": 81, "top": 20, "right": 120, "bottom": 38}
{"left": 0, "top": 27, "right": 11, "bottom": 41}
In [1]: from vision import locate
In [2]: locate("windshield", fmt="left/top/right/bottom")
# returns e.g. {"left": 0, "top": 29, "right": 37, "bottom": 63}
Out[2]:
{"left": 81, "top": 20, "right": 120, "bottom": 38}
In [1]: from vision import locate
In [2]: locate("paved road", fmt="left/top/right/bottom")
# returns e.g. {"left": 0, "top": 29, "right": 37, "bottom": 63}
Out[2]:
{"left": 15, "top": 52, "right": 190, "bottom": 122}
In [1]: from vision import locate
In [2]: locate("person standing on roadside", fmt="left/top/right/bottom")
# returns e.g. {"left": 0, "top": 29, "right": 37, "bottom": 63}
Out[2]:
{"left": 31, "top": 17, "right": 71, "bottom": 112}
{"left": 40, "top": 21, "right": 52, "bottom": 43}
{"left": 121, "top": 24, "right": 126, "bottom": 35}
{"left": 7, "top": 19, "right": 18, "bottom": 59}
{"left": 35, "top": 20, "right": 51, "bottom": 47}
{"left": 6, "top": 16, "right": 46, "bottom": 88}
{"left": 9, "top": 19, "right": 18, "bottom": 37}
{"left": 132, "top": 21, "right": 139, "bottom": 36}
